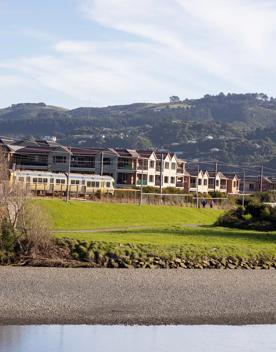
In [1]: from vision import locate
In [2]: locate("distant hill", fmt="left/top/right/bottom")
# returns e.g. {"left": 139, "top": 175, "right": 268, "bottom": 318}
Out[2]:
{"left": 0, "top": 93, "right": 276, "bottom": 168}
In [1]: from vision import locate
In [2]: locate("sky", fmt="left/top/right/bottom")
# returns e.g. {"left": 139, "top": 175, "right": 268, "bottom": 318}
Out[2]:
{"left": 1, "top": 0, "right": 276, "bottom": 108}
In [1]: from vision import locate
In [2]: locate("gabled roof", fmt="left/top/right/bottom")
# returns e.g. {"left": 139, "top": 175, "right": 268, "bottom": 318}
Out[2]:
{"left": 208, "top": 171, "right": 228, "bottom": 179}
{"left": 137, "top": 150, "right": 156, "bottom": 158}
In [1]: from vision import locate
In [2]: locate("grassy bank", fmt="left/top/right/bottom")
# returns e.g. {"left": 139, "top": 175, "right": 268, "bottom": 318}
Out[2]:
{"left": 56, "top": 226, "right": 276, "bottom": 259}
{"left": 36, "top": 199, "right": 222, "bottom": 230}
{"left": 31, "top": 199, "right": 275, "bottom": 268}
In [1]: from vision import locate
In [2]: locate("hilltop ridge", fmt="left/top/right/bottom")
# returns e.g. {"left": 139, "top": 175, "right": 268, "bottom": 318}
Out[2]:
{"left": 0, "top": 93, "right": 276, "bottom": 167}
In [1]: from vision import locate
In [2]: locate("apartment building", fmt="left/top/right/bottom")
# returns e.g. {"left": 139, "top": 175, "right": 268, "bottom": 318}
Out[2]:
{"left": 240, "top": 176, "right": 272, "bottom": 193}
{"left": 1, "top": 138, "right": 187, "bottom": 190}
{"left": 188, "top": 169, "right": 240, "bottom": 194}
{"left": 0, "top": 137, "right": 244, "bottom": 194}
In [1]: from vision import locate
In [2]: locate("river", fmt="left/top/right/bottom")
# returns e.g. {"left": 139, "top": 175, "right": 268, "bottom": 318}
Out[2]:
{"left": 0, "top": 325, "right": 275, "bottom": 352}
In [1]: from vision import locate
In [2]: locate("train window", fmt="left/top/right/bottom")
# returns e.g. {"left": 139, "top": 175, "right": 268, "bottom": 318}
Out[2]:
{"left": 56, "top": 179, "right": 65, "bottom": 184}
{"left": 61, "top": 179, "right": 65, "bottom": 184}
{"left": 18, "top": 177, "right": 24, "bottom": 182}
{"left": 96, "top": 182, "right": 100, "bottom": 188}
{"left": 82, "top": 180, "right": 85, "bottom": 185}
{"left": 43, "top": 178, "right": 48, "bottom": 183}
{"left": 106, "top": 182, "right": 110, "bottom": 188}
{"left": 50, "top": 178, "right": 54, "bottom": 184}
{"left": 26, "top": 177, "right": 31, "bottom": 183}
{"left": 33, "top": 178, "right": 37, "bottom": 183}
{"left": 71, "top": 180, "right": 80, "bottom": 185}
{"left": 38, "top": 178, "right": 43, "bottom": 183}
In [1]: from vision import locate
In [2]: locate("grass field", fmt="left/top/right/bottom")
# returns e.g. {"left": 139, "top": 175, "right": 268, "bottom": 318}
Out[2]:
{"left": 36, "top": 199, "right": 222, "bottom": 230}
{"left": 56, "top": 226, "right": 276, "bottom": 259}
{"left": 36, "top": 199, "right": 276, "bottom": 259}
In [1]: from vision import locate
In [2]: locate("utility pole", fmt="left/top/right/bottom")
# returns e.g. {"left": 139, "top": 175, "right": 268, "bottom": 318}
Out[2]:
{"left": 160, "top": 154, "right": 164, "bottom": 195}
{"left": 260, "top": 164, "right": 264, "bottom": 192}
{"left": 242, "top": 170, "right": 246, "bottom": 208}
{"left": 139, "top": 158, "right": 144, "bottom": 206}
{"left": 196, "top": 163, "right": 200, "bottom": 208}
{"left": 214, "top": 161, "right": 218, "bottom": 192}
{"left": 66, "top": 146, "right": 72, "bottom": 203}
{"left": 100, "top": 152, "right": 104, "bottom": 176}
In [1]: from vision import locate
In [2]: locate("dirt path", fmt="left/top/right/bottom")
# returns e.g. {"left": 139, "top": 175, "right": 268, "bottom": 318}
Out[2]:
{"left": 55, "top": 224, "right": 200, "bottom": 233}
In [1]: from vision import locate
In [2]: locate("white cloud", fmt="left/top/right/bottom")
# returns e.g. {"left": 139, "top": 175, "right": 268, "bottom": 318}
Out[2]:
{"left": 1, "top": 0, "right": 276, "bottom": 107}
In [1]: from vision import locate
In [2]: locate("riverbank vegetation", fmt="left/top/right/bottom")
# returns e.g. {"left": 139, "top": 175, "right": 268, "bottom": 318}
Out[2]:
{"left": 53, "top": 226, "right": 276, "bottom": 269}
{"left": 0, "top": 153, "right": 52, "bottom": 263}
{"left": 1, "top": 196, "right": 275, "bottom": 268}
{"left": 216, "top": 193, "right": 276, "bottom": 231}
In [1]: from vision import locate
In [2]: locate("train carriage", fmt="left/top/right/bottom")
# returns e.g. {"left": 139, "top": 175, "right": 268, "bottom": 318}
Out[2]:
{"left": 9, "top": 170, "right": 115, "bottom": 196}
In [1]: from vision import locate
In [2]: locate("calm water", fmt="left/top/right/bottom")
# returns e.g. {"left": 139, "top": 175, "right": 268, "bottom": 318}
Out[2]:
{"left": 0, "top": 325, "right": 275, "bottom": 352}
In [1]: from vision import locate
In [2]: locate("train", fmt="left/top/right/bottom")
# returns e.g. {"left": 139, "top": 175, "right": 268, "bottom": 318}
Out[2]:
{"left": 9, "top": 170, "right": 115, "bottom": 196}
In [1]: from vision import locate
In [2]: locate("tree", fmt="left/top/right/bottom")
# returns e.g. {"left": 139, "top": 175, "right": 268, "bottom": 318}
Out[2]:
{"left": 170, "top": 96, "right": 181, "bottom": 103}
{"left": 0, "top": 149, "right": 52, "bottom": 259}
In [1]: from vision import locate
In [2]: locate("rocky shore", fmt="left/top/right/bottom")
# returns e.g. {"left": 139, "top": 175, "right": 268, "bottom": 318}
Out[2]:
{"left": 16, "top": 238, "right": 276, "bottom": 269}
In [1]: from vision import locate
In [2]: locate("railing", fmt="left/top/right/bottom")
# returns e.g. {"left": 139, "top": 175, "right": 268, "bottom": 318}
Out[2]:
{"left": 117, "top": 164, "right": 135, "bottom": 170}
{"left": 136, "top": 180, "right": 148, "bottom": 186}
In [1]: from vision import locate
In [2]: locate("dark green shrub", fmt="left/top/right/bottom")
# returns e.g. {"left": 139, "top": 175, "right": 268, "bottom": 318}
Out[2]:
{"left": 0, "top": 219, "right": 15, "bottom": 253}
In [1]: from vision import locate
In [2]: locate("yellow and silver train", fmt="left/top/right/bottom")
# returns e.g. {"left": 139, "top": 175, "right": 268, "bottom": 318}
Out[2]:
{"left": 10, "top": 170, "right": 115, "bottom": 196}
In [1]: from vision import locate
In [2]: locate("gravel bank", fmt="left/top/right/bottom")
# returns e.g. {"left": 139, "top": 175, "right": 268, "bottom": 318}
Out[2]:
{"left": 0, "top": 268, "right": 275, "bottom": 325}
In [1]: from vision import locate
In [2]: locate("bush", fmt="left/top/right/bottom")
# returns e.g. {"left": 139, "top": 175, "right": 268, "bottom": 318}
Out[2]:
{"left": 0, "top": 218, "right": 15, "bottom": 253}
{"left": 216, "top": 200, "right": 275, "bottom": 231}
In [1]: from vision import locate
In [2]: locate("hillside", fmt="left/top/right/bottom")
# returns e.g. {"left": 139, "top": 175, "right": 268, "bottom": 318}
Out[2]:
{"left": 0, "top": 93, "right": 276, "bottom": 168}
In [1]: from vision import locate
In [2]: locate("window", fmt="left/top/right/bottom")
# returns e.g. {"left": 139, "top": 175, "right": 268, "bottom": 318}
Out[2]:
{"left": 71, "top": 155, "right": 95, "bottom": 168}
{"left": 149, "top": 175, "right": 154, "bottom": 182}
{"left": 87, "top": 181, "right": 95, "bottom": 187}
{"left": 82, "top": 180, "right": 85, "bottom": 185}
{"left": 96, "top": 182, "right": 100, "bottom": 188}
{"left": 103, "top": 158, "right": 111, "bottom": 166}
{"left": 71, "top": 180, "right": 80, "bottom": 185}
{"left": 165, "top": 162, "right": 170, "bottom": 169}
{"left": 171, "top": 162, "right": 176, "bottom": 170}
{"left": 198, "top": 178, "right": 202, "bottom": 185}
{"left": 43, "top": 178, "right": 48, "bottom": 183}
{"left": 190, "top": 177, "right": 196, "bottom": 187}
{"left": 171, "top": 177, "right": 175, "bottom": 184}
{"left": 106, "top": 182, "right": 111, "bottom": 188}
{"left": 50, "top": 178, "right": 54, "bottom": 184}
{"left": 26, "top": 177, "right": 31, "bottom": 183}
{"left": 216, "top": 180, "right": 220, "bottom": 187}
{"left": 150, "top": 160, "right": 155, "bottom": 168}
{"left": 164, "top": 176, "right": 169, "bottom": 183}
{"left": 38, "top": 178, "right": 43, "bottom": 183}
{"left": 53, "top": 155, "right": 67, "bottom": 164}
{"left": 33, "top": 178, "right": 37, "bottom": 183}
{"left": 204, "top": 179, "right": 208, "bottom": 186}
{"left": 18, "top": 177, "right": 24, "bottom": 182}
{"left": 56, "top": 179, "right": 65, "bottom": 184}
{"left": 249, "top": 183, "right": 255, "bottom": 191}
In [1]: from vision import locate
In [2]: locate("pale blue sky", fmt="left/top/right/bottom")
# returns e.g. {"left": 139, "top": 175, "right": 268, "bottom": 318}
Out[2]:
{"left": 1, "top": 0, "right": 276, "bottom": 108}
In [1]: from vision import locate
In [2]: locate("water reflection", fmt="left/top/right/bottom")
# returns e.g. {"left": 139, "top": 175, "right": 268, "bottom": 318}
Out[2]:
{"left": 0, "top": 325, "right": 275, "bottom": 352}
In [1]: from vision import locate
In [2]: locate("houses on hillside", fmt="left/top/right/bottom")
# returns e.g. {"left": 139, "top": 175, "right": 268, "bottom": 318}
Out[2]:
{"left": 0, "top": 137, "right": 275, "bottom": 194}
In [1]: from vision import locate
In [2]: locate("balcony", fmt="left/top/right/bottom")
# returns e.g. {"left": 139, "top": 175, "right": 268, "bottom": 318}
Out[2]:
{"left": 137, "top": 180, "right": 148, "bottom": 186}
{"left": 117, "top": 164, "right": 135, "bottom": 171}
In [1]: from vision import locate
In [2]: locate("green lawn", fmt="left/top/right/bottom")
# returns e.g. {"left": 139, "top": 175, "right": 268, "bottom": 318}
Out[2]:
{"left": 36, "top": 199, "right": 222, "bottom": 230}
{"left": 56, "top": 226, "right": 276, "bottom": 259}
{"left": 36, "top": 199, "right": 276, "bottom": 259}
